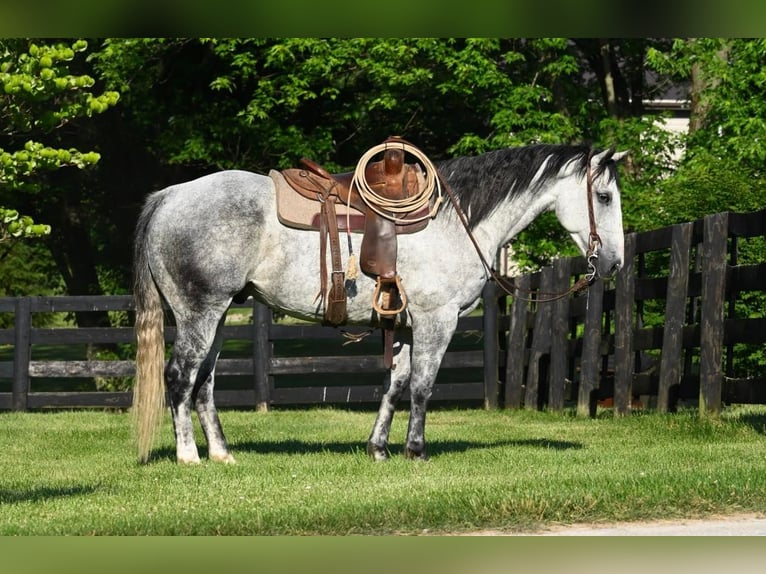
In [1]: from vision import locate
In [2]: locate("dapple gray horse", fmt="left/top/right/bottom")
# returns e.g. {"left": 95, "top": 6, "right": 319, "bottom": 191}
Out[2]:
{"left": 132, "top": 144, "right": 627, "bottom": 464}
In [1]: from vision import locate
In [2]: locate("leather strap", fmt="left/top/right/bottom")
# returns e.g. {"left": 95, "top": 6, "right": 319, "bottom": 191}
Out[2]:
{"left": 319, "top": 198, "right": 329, "bottom": 307}
{"left": 321, "top": 195, "right": 348, "bottom": 325}
{"left": 383, "top": 315, "right": 395, "bottom": 369}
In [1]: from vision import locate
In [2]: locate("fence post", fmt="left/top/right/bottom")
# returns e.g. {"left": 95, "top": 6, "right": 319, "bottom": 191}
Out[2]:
{"left": 252, "top": 301, "right": 272, "bottom": 412}
{"left": 525, "top": 266, "right": 554, "bottom": 410}
{"left": 548, "top": 258, "right": 572, "bottom": 411}
{"left": 505, "top": 274, "right": 530, "bottom": 409}
{"left": 613, "top": 233, "right": 636, "bottom": 416}
{"left": 700, "top": 212, "right": 728, "bottom": 416}
{"left": 482, "top": 281, "right": 500, "bottom": 409}
{"left": 658, "top": 222, "right": 693, "bottom": 412}
{"left": 12, "top": 297, "right": 31, "bottom": 411}
{"left": 577, "top": 278, "right": 604, "bottom": 417}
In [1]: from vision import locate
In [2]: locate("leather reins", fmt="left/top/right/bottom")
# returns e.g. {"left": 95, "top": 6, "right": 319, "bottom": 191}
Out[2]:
{"left": 441, "top": 149, "right": 602, "bottom": 303}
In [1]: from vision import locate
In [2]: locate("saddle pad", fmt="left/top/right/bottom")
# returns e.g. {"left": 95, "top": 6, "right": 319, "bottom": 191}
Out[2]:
{"left": 270, "top": 170, "right": 366, "bottom": 233}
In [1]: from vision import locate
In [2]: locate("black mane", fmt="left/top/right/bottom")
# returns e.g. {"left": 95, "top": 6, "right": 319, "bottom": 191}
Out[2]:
{"left": 436, "top": 144, "right": 618, "bottom": 229}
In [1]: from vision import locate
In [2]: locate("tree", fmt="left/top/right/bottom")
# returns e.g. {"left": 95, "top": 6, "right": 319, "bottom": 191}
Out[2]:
{"left": 644, "top": 39, "right": 766, "bottom": 379}
{"left": 0, "top": 39, "right": 119, "bottom": 306}
{"left": 92, "top": 38, "right": 585, "bottom": 171}
{"left": 5, "top": 37, "right": 728, "bottom": 297}
{"left": 90, "top": 38, "right": 592, "bottom": 272}
{"left": 645, "top": 38, "right": 766, "bottom": 224}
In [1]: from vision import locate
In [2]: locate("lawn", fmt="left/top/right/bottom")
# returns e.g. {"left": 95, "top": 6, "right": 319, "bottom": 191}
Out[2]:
{"left": 1, "top": 406, "right": 766, "bottom": 535}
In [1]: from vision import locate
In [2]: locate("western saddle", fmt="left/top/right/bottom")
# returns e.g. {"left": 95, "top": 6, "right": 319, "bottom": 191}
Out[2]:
{"left": 271, "top": 137, "right": 441, "bottom": 367}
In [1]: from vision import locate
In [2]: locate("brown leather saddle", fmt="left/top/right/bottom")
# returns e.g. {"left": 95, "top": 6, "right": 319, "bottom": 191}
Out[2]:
{"left": 274, "top": 138, "right": 438, "bottom": 367}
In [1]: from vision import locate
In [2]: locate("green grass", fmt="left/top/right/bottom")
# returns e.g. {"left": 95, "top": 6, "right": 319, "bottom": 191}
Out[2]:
{"left": 1, "top": 406, "right": 766, "bottom": 535}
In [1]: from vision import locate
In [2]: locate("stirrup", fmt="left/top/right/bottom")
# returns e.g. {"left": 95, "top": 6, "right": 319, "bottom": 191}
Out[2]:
{"left": 371, "top": 275, "right": 407, "bottom": 318}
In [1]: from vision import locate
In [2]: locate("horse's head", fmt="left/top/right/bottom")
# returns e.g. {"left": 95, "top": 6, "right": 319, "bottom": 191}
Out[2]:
{"left": 554, "top": 148, "right": 628, "bottom": 278}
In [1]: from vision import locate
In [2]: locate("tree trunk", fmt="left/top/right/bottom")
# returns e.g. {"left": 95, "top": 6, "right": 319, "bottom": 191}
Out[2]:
{"left": 689, "top": 40, "right": 730, "bottom": 134}
{"left": 43, "top": 188, "right": 112, "bottom": 330}
{"left": 600, "top": 40, "right": 619, "bottom": 118}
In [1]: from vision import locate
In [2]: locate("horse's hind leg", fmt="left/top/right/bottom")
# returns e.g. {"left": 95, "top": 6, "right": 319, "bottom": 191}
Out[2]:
{"left": 193, "top": 316, "right": 235, "bottom": 464}
{"left": 367, "top": 332, "right": 412, "bottom": 461}
{"left": 165, "top": 308, "right": 229, "bottom": 464}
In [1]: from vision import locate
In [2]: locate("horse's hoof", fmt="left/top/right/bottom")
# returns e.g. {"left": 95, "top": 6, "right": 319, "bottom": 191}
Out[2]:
{"left": 210, "top": 452, "right": 237, "bottom": 464}
{"left": 177, "top": 455, "right": 202, "bottom": 465}
{"left": 366, "top": 442, "right": 389, "bottom": 461}
{"left": 405, "top": 447, "right": 429, "bottom": 461}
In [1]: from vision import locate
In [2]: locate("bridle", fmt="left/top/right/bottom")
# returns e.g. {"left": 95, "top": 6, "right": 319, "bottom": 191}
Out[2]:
{"left": 582, "top": 149, "right": 604, "bottom": 285}
{"left": 442, "top": 149, "right": 603, "bottom": 303}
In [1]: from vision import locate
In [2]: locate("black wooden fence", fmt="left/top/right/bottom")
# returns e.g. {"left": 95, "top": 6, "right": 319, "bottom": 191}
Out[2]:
{"left": 497, "top": 208, "right": 766, "bottom": 416}
{"left": 2, "top": 209, "right": 765, "bottom": 415}
{"left": 0, "top": 293, "right": 491, "bottom": 412}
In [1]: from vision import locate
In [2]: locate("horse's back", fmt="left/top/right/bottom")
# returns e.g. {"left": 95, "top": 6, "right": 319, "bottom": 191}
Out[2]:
{"left": 155, "top": 169, "right": 271, "bottom": 209}
{"left": 140, "top": 170, "right": 275, "bottom": 309}
{"left": 149, "top": 168, "right": 272, "bottom": 225}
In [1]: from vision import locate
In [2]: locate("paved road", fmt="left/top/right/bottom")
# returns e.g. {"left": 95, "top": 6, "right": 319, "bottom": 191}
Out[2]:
{"left": 529, "top": 514, "right": 766, "bottom": 536}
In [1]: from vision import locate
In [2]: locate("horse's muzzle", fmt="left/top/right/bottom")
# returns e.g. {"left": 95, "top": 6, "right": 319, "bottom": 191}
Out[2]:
{"left": 601, "top": 259, "right": 623, "bottom": 277}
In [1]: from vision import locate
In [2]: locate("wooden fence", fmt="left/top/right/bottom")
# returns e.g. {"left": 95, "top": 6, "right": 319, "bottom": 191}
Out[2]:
{"left": 2, "top": 209, "right": 765, "bottom": 415}
{"left": 0, "top": 292, "right": 492, "bottom": 411}
{"left": 498, "top": 209, "right": 766, "bottom": 416}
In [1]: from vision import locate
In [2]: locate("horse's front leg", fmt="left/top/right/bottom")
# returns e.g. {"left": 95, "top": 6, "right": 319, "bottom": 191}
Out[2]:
{"left": 367, "top": 333, "right": 412, "bottom": 461}
{"left": 404, "top": 310, "right": 458, "bottom": 460}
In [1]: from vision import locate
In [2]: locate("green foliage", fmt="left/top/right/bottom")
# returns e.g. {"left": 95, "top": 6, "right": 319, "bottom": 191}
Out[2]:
{"left": 0, "top": 39, "right": 117, "bottom": 130}
{"left": 93, "top": 38, "right": 584, "bottom": 173}
{"left": 655, "top": 151, "right": 766, "bottom": 227}
{"left": 0, "top": 240, "right": 63, "bottom": 329}
{"left": 6, "top": 37, "right": 766, "bottom": 298}
{"left": 0, "top": 38, "right": 118, "bottom": 229}
{"left": 692, "top": 39, "right": 766, "bottom": 169}
{"left": 0, "top": 39, "right": 117, "bottom": 191}
{"left": 646, "top": 38, "right": 766, "bottom": 223}
{"left": 0, "top": 140, "right": 102, "bottom": 192}
{"left": 0, "top": 206, "right": 49, "bottom": 241}
{"left": 0, "top": 38, "right": 119, "bottom": 294}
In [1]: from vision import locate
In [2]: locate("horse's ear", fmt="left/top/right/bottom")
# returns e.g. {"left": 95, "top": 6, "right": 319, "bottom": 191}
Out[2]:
{"left": 610, "top": 150, "right": 629, "bottom": 163}
{"left": 590, "top": 148, "right": 629, "bottom": 165}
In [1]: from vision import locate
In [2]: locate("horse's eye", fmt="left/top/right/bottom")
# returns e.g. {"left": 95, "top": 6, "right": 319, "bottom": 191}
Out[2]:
{"left": 597, "top": 191, "right": 612, "bottom": 205}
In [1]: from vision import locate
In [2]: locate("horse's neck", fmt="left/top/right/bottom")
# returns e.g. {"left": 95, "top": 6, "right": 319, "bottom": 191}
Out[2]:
{"left": 472, "top": 186, "right": 558, "bottom": 254}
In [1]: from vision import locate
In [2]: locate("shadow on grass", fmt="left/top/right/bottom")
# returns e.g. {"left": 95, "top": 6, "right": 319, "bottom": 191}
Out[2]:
{"left": 0, "top": 485, "right": 98, "bottom": 504}
{"left": 228, "top": 437, "right": 583, "bottom": 457}
{"left": 427, "top": 437, "right": 583, "bottom": 456}
{"left": 739, "top": 412, "right": 766, "bottom": 436}
{"left": 142, "top": 437, "right": 583, "bottom": 463}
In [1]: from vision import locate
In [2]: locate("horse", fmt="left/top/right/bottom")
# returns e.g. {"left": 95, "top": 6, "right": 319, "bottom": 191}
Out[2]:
{"left": 132, "top": 143, "right": 628, "bottom": 464}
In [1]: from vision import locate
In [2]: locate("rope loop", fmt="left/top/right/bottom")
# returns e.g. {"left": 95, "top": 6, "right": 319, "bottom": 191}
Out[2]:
{"left": 351, "top": 138, "right": 443, "bottom": 224}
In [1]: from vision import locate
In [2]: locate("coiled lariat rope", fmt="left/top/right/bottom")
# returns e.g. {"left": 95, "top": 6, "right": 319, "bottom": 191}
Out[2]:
{"left": 344, "top": 138, "right": 443, "bottom": 321}
{"left": 350, "top": 138, "right": 443, "bottom": 224}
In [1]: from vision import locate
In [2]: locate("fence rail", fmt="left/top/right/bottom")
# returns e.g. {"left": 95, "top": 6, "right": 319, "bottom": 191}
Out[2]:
{"left": 501, "top": 209, "right": 766, "bottom": 415}
{"left": 2, "top": 209, "right": 766, "bottom": 414}
{"left": 0, "top": 292, "right": 493, "bottom": 411}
